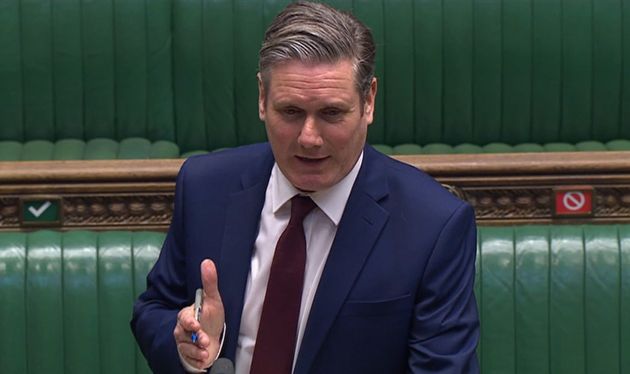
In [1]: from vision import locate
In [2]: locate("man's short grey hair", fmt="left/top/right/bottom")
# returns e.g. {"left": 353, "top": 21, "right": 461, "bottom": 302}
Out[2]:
{"left": 259, "top": 1, "right": 376, "bottom": 103}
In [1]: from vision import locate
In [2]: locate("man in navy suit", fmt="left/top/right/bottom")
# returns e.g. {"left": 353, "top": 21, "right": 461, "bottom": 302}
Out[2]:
{"left": 131, "top": 2, "right": 479, "bottom": 373}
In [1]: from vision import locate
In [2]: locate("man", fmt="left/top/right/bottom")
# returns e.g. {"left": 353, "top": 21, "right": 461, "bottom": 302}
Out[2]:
{"left": 131, "top": 2, "right": 479, "bottom": 373}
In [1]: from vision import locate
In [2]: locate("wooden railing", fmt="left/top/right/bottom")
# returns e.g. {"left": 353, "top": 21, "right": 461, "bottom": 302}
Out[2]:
{"left": 1, "top": 152, "right": 630, "bottom": 230}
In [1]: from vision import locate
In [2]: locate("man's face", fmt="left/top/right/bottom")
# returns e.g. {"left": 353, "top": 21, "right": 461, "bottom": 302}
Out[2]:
{"left": 258, "top": 59, "right": 377, "bottom": 192}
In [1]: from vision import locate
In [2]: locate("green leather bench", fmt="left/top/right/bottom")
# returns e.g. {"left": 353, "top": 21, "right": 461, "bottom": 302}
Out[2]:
{"left": 0, "top": 138, "right": 181, "bottom": 161}
{"left": 2, "top": 0, "right": 630, "bottom": 156}
{"left": 3, "top": 138, "right": 630, "bottom": 161}
{"left": 1, "top": 226, "right": 628, "bottom": 373}
{"left": 374, "top": 139, "right": 630, "bottom": 155}
{"left": 0, "top": 231, "right": 163, "bottom": 374}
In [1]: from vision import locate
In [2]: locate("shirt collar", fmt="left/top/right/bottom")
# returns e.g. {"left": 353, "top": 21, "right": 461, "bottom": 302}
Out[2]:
{"left": 271, "top": 152, "right": 364, "bottom": 226}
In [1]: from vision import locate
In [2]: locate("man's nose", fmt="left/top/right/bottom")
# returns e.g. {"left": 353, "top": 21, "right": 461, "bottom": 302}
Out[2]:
{"left": 297, "top": 116, "right": 324, "bottom": 148}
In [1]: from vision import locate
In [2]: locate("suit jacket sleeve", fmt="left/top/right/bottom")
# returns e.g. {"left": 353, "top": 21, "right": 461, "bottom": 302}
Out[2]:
{"left": 130, "top": 160, "right": 192, "bottom": 374}
{"left": 408, "top": 202, "right": 480, "bottom": 373}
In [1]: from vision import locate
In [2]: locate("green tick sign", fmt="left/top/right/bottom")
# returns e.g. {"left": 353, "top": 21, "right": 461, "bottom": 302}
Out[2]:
{"left": 21, "top": 198, "right": 61, "bottom": 225}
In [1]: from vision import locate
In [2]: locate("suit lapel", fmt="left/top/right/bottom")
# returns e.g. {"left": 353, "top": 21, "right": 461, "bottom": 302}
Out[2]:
{"left": 218, "top": 149, "right": 274, "bottom": 359}
{"left": 294, "top": 147, "right": 390, "bottom": 374}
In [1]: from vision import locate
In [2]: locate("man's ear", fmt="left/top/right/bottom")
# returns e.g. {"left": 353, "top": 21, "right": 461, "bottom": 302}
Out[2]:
{"left": 257, "top": 72, "right": 266, "bottom": 121}
{"left": 365, "top": 77, "right": 377, "bottom": 125}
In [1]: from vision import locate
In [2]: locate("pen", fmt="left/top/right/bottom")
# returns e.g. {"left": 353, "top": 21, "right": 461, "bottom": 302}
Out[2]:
{"left": 191, "top": 288, "right": 203, "bottom": 344}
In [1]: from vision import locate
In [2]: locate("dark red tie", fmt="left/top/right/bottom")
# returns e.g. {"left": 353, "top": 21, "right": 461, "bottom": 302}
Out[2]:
{"left": 250, "top": 195, "right": 316, "bottom": 374}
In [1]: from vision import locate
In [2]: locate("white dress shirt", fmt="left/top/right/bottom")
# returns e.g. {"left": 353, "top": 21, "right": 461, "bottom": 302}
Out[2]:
{"left": 235, "top": 152, "right": 363, "bottom": 374}
{"left": 180, "top": 152, "right": 362, "bottom": 373}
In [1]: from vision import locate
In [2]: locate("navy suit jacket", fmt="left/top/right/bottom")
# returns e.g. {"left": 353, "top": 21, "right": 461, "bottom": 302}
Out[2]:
{"left": 131, "top": 143, "right": 479, "bottom": 373}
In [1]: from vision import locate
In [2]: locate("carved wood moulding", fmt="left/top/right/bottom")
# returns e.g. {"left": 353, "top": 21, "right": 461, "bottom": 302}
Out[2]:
{"left": 0, "top": 160, "right": 179, "bottom": 231}
{"left": 457, "top": 185, "right": 630, "bottom": 223}
{"left": 0, "top": 194, "right": 174, "bottom": 229}
{"left": 1, "top": 152, "right": 629, "bottom": 230}
{"left": 398, "top": 152, "right": 630, "bottom": 224}
{"left": 62, "top": 194, "right": 174, "bottom": 226}
{"left": 0, "top": 197, "right": 20, "bottom": 227}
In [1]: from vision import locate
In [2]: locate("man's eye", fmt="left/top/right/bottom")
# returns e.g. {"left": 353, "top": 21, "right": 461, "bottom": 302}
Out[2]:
{"left": 283, "top": 108, "right": 301, "bottom": 116}
{"left": 322, "top": 108, "right": 342, "bottom": 117}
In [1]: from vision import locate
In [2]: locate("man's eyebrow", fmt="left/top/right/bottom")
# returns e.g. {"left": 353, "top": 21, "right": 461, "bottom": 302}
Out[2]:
{"left": 272, "top": 101, "right": 301, "bottom": 108}
{"left": 322, "top": 103, "right": 355, "bottom": 112}
{"left": 273, "top": 100, "right": 349, "bottom": 107}
{"left": 321, "top": 102, "right": 351, "bottom": 108}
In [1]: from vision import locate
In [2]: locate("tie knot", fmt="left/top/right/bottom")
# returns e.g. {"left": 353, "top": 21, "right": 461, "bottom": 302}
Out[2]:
{"left": 290, "top": 195, "right": 316, "bottom": 223}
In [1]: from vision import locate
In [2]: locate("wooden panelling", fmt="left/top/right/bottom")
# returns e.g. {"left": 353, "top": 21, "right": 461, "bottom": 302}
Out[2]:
{"left": 1, "top": 152, "right": 630, "bottom": 230}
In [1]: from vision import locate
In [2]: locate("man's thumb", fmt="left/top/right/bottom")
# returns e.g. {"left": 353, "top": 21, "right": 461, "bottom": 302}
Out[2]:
{"left": 200, "top": 259, "right": 220, "bottom": 299}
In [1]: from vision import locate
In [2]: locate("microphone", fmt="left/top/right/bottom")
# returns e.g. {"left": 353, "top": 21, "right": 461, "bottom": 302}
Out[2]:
{"left": 209, "top": 358, "right": 235, "bottom": 374}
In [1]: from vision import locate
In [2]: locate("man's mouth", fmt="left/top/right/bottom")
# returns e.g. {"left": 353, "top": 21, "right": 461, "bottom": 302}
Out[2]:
{"left": 296, "top": 155, "right": 328, "bottom": 164}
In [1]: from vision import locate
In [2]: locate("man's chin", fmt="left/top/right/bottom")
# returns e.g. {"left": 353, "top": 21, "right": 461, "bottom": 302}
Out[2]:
{"left": 293, "top": 182, "right": 323, "bottom": 193}
{"left": 291, "top": 176, "right": 330, "bottom": 193}
{"left": 296, "top": 187, "right": 316, "bottom": 193}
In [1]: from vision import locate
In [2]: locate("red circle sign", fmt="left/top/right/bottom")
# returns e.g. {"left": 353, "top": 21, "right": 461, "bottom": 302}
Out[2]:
{"left": 562, "top": 192, "right": 586, "bottom": 211}
{"left": 555, "top": 189, "right": 592, "bottom": 216}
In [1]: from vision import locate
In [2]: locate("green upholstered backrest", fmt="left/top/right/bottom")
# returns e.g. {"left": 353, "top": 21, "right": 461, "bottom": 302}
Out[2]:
{"left": 0, "top": 0, "right": 174, "bottom": 144}
{"left": 374, "top": 139, "right": 630, "bottom": 155}
{"left": 0, "top": 226, "right": 629, "bottom": 373}
{"left": 2, "top": 0, "right": 630, "bottom": 154}
{"left": 476, "top": 225, "right": 630, "bottom": 374}
{"left": 0, "top": 138, "right": 181, "bottom": 160}
{"left": 171, "top": 0, "right": 630, "bottom": 152}
{"left": 0, "top": 230, "right": 163, "bottom": 374}
{"left": 1, "top": 137, "right": 629, "bottom": 160}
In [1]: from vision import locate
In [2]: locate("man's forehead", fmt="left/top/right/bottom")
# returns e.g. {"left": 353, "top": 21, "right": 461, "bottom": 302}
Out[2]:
{"left": 266, "top": 57, "right": 353, "bottom": 73}
{"left": 267, "top": 62, "right": 357, "bottom": 97}
{"left": 263, "top": 59, "right": 359, "bottom": 92}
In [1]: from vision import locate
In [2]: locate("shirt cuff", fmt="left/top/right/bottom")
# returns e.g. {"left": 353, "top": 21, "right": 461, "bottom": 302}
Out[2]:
{"left": 178, "top": 322, "right": 227, "bottom": 373}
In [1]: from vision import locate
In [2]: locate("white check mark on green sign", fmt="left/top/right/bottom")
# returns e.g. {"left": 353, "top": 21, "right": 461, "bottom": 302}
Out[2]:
{"left": 28, "top": 201, "right": 52, "bottom": 218}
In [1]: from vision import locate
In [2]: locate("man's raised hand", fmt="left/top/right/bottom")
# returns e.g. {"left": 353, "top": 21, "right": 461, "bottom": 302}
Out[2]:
{"left": 174, "top": 259, "right": 225, "bottom": 371}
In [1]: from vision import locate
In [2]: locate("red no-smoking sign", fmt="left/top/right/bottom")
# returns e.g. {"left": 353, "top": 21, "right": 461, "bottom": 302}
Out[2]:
{"left": 554, "top": 187, "right": 593, "bottom": 216}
